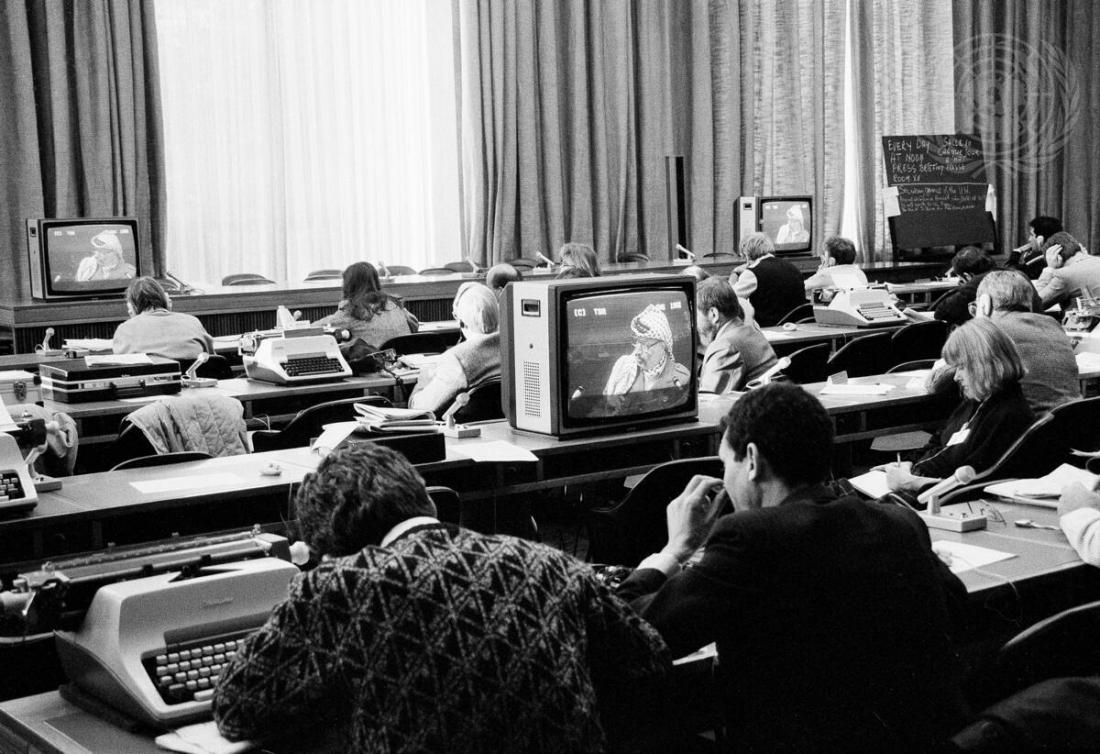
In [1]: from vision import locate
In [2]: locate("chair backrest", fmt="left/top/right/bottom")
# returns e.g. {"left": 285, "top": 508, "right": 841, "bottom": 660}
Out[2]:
{"left": 177, "top": 353, "right": 235, "bottom": 381}
{"left": 990, "top": 599, "right": 1100, "bottom": 698}
{"left": 886, "top": 359, "right": 937, "bottom": 373}
{"left": 889, "top": 320, "right": 949, "bottom": 366}
{"left": 419, "top": 267, "right": 454, "bottom": 276}
{"left": 702, "top": 252, "right": 738, "bottom": 258}
{"left": 585, "top": 456, "right": 724, "bottom": 566}
{"left": 443, "top": 260, "right": 474, "bottom": 273}
{"left": 221, "top": 273, "right": 275, "bottom": 286}
{"left": 941, "top": 396, "right": 1100, "bottom": 504}
{"left": 250, "top": 395, "right": 390, "bottom": 452}
{"left": 777, "top": 303, "right": 814, "bottom": 326}
{"left": 384, "top": 265, "right": 417, "bottom": 276}
{"left": 507, "top": 258, "right": 538, "bottom": 270}
{"left": 618, "top": 252, "right": 649, "bottom": 263}
{"left": 380, "top": 332, "right": 451, "bottom": 356}
{"left": 826, "top": 332, "right": 893, "bottom": 378}
{"left": 304, "top": 269, "right": 342, "bottom": 281}
{"left": 779, "top": 343, "right": 830, "bottom": 384}
{"left": 451, "top": 379, "right": 503, "bottom": 423}
{"left": 112, "top": 451, "right": 214, "bottom": 471}
{"left": 427, "top": 485, "right": 460, "bottom": 525}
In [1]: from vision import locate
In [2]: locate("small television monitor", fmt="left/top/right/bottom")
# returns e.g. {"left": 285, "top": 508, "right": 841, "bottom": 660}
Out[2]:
{"left": 758, "top": 195, "right": 813, "bottom": 255}
{"left": 501, "top": 274, "right": 698, "bottom": 438}
{"left": 26, "top": 217, "right": 142, "bottom": 301}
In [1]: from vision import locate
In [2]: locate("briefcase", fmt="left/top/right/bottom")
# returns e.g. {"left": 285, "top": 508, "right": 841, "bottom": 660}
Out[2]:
{"left": 40, "top": 357, "right": 182, "bottom": 403}
{"left": 0, "top": 370, "right": 41, "bottom": 406}
{"left": 340, "top": 428, "right": 446, "bottom": 464}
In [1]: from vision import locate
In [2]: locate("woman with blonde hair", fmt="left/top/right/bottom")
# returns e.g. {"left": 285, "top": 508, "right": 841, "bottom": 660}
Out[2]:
{"left": 887, "top": 318, "right": 1034, "bottom": 492}
{"left": 557, "top": 242, "right": 601, "bottom": 278}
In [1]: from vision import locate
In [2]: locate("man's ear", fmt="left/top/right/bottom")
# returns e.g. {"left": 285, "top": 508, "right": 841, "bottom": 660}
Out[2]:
{"left": 976, "top": 293, "right": 993, "bottom": 318}
{"left": 745, "top": 442, "right": 762, "bottom": 482}
{"left": 707, "top": 306, "right": 721, "bottom": 326}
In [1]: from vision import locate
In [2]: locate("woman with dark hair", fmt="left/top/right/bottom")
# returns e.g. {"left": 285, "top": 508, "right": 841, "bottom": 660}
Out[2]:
{"left": 112, "top": 277, "right": 214, "bottom": 359}
{"left": 885, "top": 318, "right": 1034, "bottom": 492}
{"left": 557, "top": 243, "right": 601, "bottom": 278}
{"left": 316, "top": 262, "right": 419, "bottom": 347}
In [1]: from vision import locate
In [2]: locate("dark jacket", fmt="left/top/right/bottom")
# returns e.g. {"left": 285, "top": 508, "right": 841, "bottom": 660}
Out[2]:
{"left": 914, "top": 382, "right": 1034, "bottom": 479}
{"left": 618, "top": 486, "right": 969, "bottom": 752}
{"left": 746, "top": 256, "right": 805, "bottom": 327}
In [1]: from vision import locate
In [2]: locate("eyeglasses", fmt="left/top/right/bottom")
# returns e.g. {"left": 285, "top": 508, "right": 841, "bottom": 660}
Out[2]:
{"left": 633, "top": 338, "right": 661, "bottom": 351}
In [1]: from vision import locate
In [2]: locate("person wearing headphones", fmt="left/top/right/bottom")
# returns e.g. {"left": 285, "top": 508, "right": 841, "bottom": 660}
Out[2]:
{"left": 1009, "top": 215, "right": 1062, "bottom": 280}
{"left": 408, "top": 282, "right": 500, "bottom": 414}
{"left": 1034, "top": 231, "right": 1100, "bottom": 309}
{"left": 112, "top": 277, "right": 214, "bottom": 360}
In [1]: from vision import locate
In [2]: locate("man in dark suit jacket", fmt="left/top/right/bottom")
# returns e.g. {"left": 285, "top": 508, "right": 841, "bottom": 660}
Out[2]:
{"left": 696, "top": 277, "right": 777, "bottom": 393}
{"left": 617, "top": 383, "right": 969, "bottom": 752}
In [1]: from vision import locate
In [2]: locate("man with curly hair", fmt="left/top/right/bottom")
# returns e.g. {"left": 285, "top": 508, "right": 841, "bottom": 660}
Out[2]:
{"left": 214, "top": 443, "right": 669, "bottom": 752}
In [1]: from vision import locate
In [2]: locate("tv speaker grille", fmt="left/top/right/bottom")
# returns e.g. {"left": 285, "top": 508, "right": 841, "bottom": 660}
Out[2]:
{"left": 522, "top": 361, "right": 541, "bottom": 417}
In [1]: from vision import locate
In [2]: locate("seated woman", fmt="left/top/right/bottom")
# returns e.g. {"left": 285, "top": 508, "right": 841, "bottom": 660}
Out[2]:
{"left": 315, "top": 262, "right": 418, "bottom": 347}
{"left": 886, "top": 318, "right": 1034, "bottom": 493}
{"left": 557, "top": 242, "right": 601, "bottom": 278}
{"left": 113, "top": 277, "right": 214, "bottom": 360}
{"left": 408, "top": 283, "right": 500, "bottom": 414}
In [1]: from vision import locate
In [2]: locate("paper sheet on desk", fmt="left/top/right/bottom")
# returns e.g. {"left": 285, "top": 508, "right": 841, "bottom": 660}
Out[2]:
{"left": 451, "top": 440, "right": 538, "bottom": 463}
{"left": 931, "top": 540, "right": 1016, "bottom": 574}
{"left": 132, "top": 473, "right": 248, "bottom": 494}
{"left": 1076, "top": 352, "right": 1100, "bottom": 372}
{"left": 64, "top": 338, "right": 113, "bottom": 351}
{"left": 156, "top": 721, "right": 256, "bottom": 753}
{"left": 819, "top": 383, "right": 895, "bottom": 396}
{"left": 86, "top": 353, "right": 154, "bottom": 365}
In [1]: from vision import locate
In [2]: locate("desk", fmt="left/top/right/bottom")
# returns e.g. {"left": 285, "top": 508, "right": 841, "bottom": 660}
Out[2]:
{"left": 884, "top": 279, "right": 956, "bottom": 305}
{"left": 760, "top": 321, "right": 907, "bottom": 356}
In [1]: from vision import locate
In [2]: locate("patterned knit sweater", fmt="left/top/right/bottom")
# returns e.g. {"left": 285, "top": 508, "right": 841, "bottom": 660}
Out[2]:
{"left": 213, "top": 524, "right": 669, "bottom": 752}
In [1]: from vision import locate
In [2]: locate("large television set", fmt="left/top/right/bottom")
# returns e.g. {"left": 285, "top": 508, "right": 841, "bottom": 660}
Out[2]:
{"left": 736, "top": 195, "right": 814, "bottom": 256}
{"left": 26, "top": 217, "right": 142, "bottom": 301}
{"left": 501, "top": 275, "right": 698, "bottom": 438}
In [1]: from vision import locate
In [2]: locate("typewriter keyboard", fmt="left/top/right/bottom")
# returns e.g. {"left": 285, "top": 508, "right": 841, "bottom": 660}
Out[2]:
{"left": 144, "top": 631, "right": 250, "bottom": 705}
{"left": 856, "top": 304, "right": 898, "bottom": 321}
{"left": 0, "top": 470, "right": 26, "bottom": 503}
{"left": 284, "top": 356, "right": 344, "bottom": 377}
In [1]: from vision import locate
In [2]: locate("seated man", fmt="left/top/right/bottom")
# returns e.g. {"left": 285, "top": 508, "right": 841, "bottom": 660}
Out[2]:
{"left": 933, "top": 246, "right": 996, "bottom": 327}
{"left": 1008, "top": 215, "right": 1062, "bottom": 280}
{"left": 696, "top": 278, "right": 777, "bottom": 393}
{"left": 926, "top": 270, "right": 1080, "bottom": 415}
{"left": 1035, "top": 231, "right": 1100, "bottom": 309}
{"left": 802, "top": 235, "right": 868, "bottom": 293}
{"left": 214, "top": 443, "right": 669, "bottom": 752}
{"left": 731, "top": 233, "right": 804, "bottom": 327}
{"left": 616, "top": 383, "right": 968, "bottom": 752}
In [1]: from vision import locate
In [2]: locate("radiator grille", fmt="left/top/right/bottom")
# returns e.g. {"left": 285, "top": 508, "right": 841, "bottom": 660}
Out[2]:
{"left": 522, "top": 361, "right": 541, "bottom": 417}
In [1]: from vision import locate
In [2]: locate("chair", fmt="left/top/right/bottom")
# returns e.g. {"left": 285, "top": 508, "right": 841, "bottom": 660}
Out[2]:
{"left": 779, "top": 343, "right": 830, "bottom": 384}
{"left": 584, "top": 457, "right": 724, "bottom": 566}
{"left": 889, "top": 320, "right": 948, "bottom": 366}
{"left": 250, "top": 395, "right": 390, "bottom": 452}
{"left": 702, "top": 252, "right": 739, "bottom": 259}
{"left": 427, "top": 485, "right": 460, "bottom": 526}
{"left": 418, "top": 267, "right": 454, "bottom": 276}
{"left": 110, "top": 393, "right": 250, "bottom": 467}
{"left": 451, "top": 379, "right": 503, "bottom": 423}
{"left": 304, "top": 269, "right": 342, "bottom": 281}
{"left": 886, "top": 359, "right": 937, "bottom": 373}
{"left": 507, "top": 258, "right": 539, "bottom": 270}
{"left": 112, "top": 451, "right": 214, "bottom": 472}
{"left": 617, "top": 252, "right": 649, "bottom": 263}
{"left": 221, "top": 273, "right": 275, "bottom": 286}
{"left": 382, "top": 265, "right": 417, "bottom": 276}
{"left": 777, "top": 303, "right": 814, "bottom": 326}
{"left": 982, "top": 599, "right": 1100, "bottom": 703}
{"left": 380, "top": 332, "right": 451, "bottom": 356}
{"left": 825, "top": 332, "right": 893, "bottom": 378}
{"left": 177, "top": 353, "right": 235, "bottom": 381}
{"left": 443, "top": 260, "right": 474, "bottom": 273}
{"left": 938, "top": 396, "right": 1100, "bottom": 505}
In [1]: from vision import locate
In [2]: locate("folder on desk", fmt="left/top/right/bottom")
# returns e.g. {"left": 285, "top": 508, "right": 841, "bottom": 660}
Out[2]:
{"left": 984, "top": 463, "right": 1099, "bottom": 508}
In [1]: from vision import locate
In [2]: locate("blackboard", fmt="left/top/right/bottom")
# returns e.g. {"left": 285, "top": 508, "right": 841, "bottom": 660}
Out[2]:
{"left": 882, "top": 134, "right": 995, "bottom": 253}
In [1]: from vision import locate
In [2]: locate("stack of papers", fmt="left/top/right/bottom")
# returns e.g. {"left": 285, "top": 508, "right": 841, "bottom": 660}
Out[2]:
{"left": 819, "top": 382, "right": 896, "bottom": 396}
{"left": 983, "top": 463, "right": 1099, "bottom": 508}
{"left": 354, "top": 403, "right": 438, "bottom": 433}
{"left": 1076, "top": 352, "right": 1100, "bottom": 373}
{"left": 397, "top": 353, "right": 442, "bottom": 370}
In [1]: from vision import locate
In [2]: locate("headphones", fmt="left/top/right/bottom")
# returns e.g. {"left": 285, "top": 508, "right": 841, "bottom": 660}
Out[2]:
{"left": 975, "top": 293, "right": 993, "bottom": 318}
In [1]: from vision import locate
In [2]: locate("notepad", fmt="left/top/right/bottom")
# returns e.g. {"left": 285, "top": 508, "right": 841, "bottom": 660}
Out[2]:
{"left": 931, "top": 540, "right": 1016, "bottom": 574}
{"left": 847, "top": 469, "right": 891, "bottom": 499}
{"left": 984, "top": 463, "right": 1099, "bottom": 508}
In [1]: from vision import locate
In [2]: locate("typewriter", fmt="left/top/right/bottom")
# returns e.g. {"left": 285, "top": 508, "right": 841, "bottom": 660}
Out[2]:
{"left": 813, "top": 289, "right": 907, "bottom": 327}
{"left": 241, "top": 327, "right": 352, "bottom": 384}
{"left": 2, "top": 529, "right": 297, "bottom": 728}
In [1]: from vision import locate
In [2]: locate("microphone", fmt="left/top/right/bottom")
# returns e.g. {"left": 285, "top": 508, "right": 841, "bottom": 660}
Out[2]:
{"left": 182, "top": 351, "right": 217, "bottom": 388}
{"left": 292, "top": 310, "right": 302, "bottom": 321}
{"left": 917, "top": 465, "right": 977, "bottom": 508}
{"left": 377, "top": 261, "right": 390, "bottom": 278}
{"left": 676, "top": 244, "right": 696, "bottom": 260}
{"left": 536, "top": 252, "right": 557, "bottom": 268}
{"left": 41, "top": 328, "right": 54, "bottom": 350}
{"left": 1012, "top": 244, "right": 1030, "bottom": 254}
{"left": 441, "top": 392, "right": 470, "bottom": 428}
{"left": 757, "top": 356, "right": 791, "bottom": 386}
{"left": 185, "top": 352, "right": 210, "bottom": 380}
{"left": 465, "top": 255, "right": 484, "bottom": 274}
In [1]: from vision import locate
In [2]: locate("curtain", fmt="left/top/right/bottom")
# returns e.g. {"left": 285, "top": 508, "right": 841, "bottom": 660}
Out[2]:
{"left": 954, "top": 0, "right": 1097, "bottom": 252}
{"left": 455, "top": 0, "right": 747, "bottom": 265}
{"left": 0, "top": 0, "right": 164, "bottom": 302}
{"left": 848, "top": 0, "right": 954, "bottom": 261}
{"left": 154, "top": 0, "right": 461, "bottom": 285}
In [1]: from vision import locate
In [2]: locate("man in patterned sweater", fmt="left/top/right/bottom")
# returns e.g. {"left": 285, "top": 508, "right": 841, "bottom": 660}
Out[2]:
{"left": 213, "top": 443, "right": 670, "bottom": 752}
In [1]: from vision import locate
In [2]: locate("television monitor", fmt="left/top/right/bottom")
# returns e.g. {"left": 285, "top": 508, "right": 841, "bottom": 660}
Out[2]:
{"left": 501, "top": 274, "right": 698, "bottom": 438}
{"left": 758, "top": 196, "right": 813, "bottom": 255}
{"left": 26, "top": 217, "right": 142, "bottom": 301}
